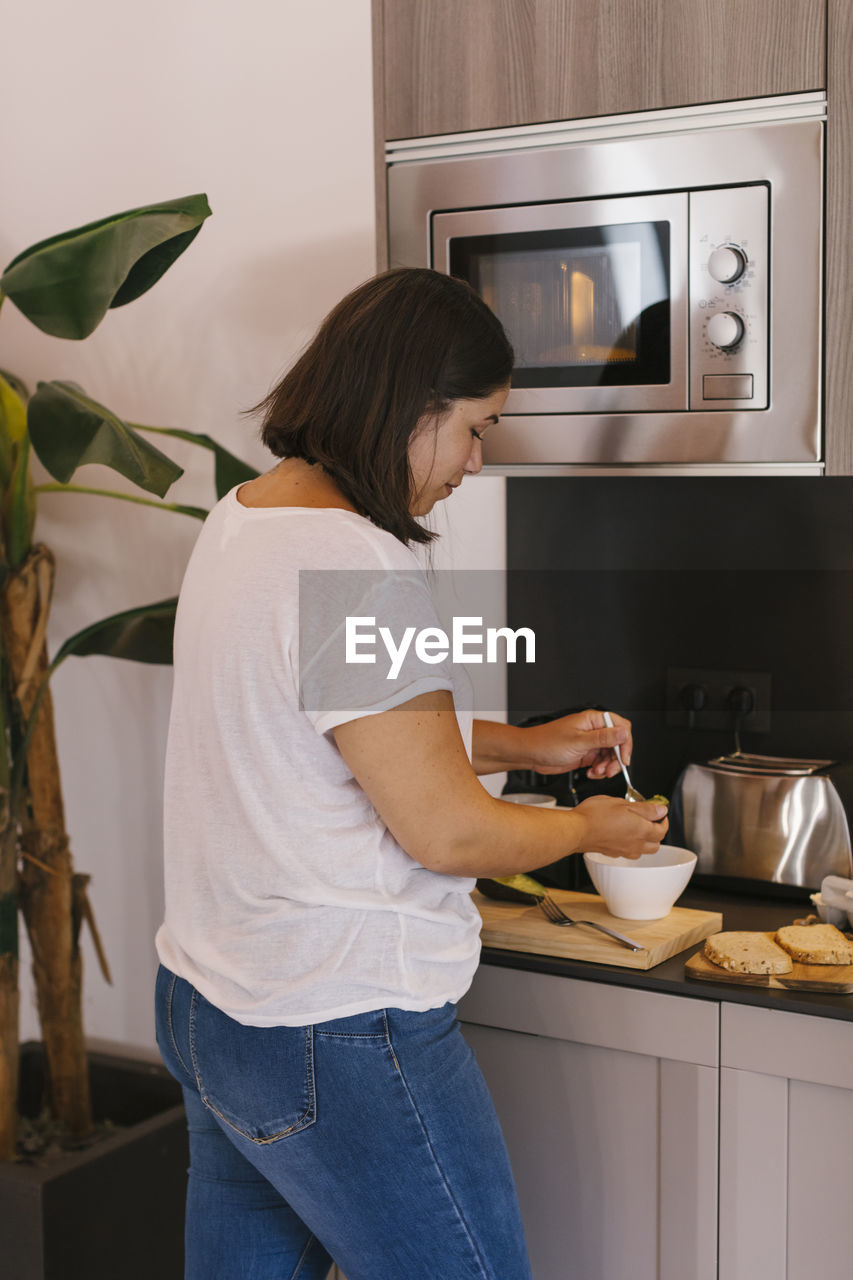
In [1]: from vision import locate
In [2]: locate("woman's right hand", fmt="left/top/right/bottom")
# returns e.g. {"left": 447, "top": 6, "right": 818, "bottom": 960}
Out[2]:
{"left": 572, "top": 795, "right": 668, "bottom": 861}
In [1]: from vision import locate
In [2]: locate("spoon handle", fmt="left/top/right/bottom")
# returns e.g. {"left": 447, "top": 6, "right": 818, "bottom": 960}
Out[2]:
{"left": 602, "top": 709, "right": 627, "bottom": 772}
{"left": 603, "top": 710, "right": 641, "bottom": 796}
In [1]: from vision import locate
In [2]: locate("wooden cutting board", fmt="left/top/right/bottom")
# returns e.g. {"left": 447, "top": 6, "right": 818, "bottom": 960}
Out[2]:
{"left": 685, "top": 932, "right": 853, "bottom": 993}
{"left": 474, "top": 889, "right": 722, "bottom": 971}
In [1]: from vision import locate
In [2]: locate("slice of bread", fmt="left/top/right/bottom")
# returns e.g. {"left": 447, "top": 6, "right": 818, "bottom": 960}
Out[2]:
{"left": 775, "top": 923, "right": 853, "bottom": 965}
{"left": 705, "top": 931, "right": 793, "bottom": 974}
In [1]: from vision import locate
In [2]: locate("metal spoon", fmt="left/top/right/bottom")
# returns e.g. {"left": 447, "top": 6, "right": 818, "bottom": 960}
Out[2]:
{"left": 602, "top": 710, "right": 645, "bottom": 802}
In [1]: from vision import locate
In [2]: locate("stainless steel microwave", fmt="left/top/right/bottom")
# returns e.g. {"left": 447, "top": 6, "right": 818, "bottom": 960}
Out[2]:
{"left": 386, "top": 94, "right": 825, "bottom": 475}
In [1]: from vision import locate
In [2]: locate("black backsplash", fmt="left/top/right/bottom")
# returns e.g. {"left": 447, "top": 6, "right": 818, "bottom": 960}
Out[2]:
{"left": 506, "top": 478, "right": 853, "bottom": 807}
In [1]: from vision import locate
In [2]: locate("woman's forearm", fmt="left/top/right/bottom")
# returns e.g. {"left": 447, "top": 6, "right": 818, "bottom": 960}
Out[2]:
{"left": 471, "top": 709, "right": 634, "bottom": 782}
{"left": 470, "top": 719, "right": 534, "bottom": 774}
{"left": 334, "top": 693, "right": 667, "bottom": 877}
{"left": 420, "top": 792, "right": 666, "bottom": 878}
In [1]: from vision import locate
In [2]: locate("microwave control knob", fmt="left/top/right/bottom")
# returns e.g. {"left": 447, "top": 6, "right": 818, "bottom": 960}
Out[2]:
{"left": 707, "top": 310, "right": 745, "bottom": 350}
{"left": 708, "top": 245, "right": 747, "bottom": 284}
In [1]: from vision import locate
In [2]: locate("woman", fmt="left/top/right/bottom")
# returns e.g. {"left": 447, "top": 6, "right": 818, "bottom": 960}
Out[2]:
{"left": 154, "top": 268, "right": 667, "bottom": 1280}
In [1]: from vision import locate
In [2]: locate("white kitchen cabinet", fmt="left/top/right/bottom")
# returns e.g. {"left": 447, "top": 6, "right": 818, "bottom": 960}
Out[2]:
{"left": 719, "top": 1003, "right": 853, "bottom": 1280}
{"left": 459, "top": 966, "right": 719, "bottom": 1280}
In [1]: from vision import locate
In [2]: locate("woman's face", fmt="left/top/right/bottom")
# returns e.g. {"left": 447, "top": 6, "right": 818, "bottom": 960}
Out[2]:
{"left": 408, "top": 384, "right": 510, "bottom": 516}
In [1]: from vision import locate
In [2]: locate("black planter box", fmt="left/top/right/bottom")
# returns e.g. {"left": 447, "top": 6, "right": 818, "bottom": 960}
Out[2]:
{"left": 1, "top": 1044, "right": 188, "bottom": 1280}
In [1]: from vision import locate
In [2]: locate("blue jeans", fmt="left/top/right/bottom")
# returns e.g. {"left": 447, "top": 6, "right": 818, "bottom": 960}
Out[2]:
{"left": 155, "top": 966, "right": 532, "bottom": 1280}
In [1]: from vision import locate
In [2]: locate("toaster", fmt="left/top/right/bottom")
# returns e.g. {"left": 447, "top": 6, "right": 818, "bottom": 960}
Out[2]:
{"left": 670, "top": 753, "right": 853, "bottom": 892}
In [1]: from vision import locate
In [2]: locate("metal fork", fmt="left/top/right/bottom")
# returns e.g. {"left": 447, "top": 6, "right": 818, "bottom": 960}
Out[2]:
{"left": 537, "top": 893, "right": 644, "bottom": 951}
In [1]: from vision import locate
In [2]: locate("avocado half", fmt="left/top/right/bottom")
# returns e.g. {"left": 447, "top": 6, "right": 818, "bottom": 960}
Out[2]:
{"left": 476, "top": 873, "right": 547, "bottom": 905}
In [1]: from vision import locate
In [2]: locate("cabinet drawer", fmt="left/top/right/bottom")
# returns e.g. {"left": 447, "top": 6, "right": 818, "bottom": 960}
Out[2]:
{"left": 722, "top": 1004, "right": 853, "bottom": 1088}
{"left": 460, "top": 965, "right": 718, "bottom": 1066}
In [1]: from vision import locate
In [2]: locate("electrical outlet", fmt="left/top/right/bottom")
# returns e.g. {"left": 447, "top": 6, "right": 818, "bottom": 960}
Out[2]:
{"left": 665, "top": 666, "right": 772, "bottom": 733}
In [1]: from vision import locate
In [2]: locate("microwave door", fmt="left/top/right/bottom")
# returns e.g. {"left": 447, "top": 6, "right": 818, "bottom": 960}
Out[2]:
{"left": 431, "top": 193, "right": 688, "bottom": 416}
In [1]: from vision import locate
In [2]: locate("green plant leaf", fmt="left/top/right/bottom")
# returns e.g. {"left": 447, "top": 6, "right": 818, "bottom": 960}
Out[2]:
{"left": 28, "top": 381, "right": 183, "bottom": 497}
{"left": 0, "top": 194, "right": 211, "bottom": 339}
{"left": 0, "top": 372, "right": 28, "bottom": 490}
{"left": 133, "top": 425, "right": 259, "bottom": 498}
{"left": 211, "top": 445, "right": 259, "bottom": 497}
{"left": 52, "top": 598, "right": 178, "bottom": 667}
{"left": 2, "top": 436, "right": 36, "bottom": 568}
{"left": 0, "top": 369, "right": 30, "bottom": 415}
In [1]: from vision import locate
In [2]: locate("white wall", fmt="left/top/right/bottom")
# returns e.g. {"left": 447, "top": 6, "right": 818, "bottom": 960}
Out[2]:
{"left": 1, "top": 0, "right": 375, "bottom": 1052}
{"left": 2, "top": 0, "right": 506, "bottom": 1053}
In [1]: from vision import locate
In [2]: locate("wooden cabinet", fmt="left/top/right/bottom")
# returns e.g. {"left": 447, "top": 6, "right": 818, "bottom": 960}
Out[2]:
{"left": 375, "top": 0, "right": 825, "bottom": 141}
{"left": 459, "top": 966, "right": 720, "bottom": 1280}
{"left": 719, "top": 1003, "right": 853, "bottom": 1280}
{"left": 459, "top": 967, "right": 853, "bottom": 1279}
{"left": 825, "top": 0, "right": 853, "bottom": 474}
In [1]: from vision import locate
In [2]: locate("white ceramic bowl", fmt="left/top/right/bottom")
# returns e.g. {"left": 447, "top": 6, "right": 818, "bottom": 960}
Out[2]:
{"left": 583, "top": 846, "right": 697, "bottom": 920}
{"left": 501, "top": 793, "right": 557, "bottom": 807}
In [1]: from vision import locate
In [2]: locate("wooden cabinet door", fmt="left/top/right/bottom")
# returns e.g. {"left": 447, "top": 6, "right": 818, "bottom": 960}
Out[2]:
{"left": 719, "top": 1003, "right": 853, "bottom": 1280}
{"left": 377, "top": 0, "right": 825, "bottom": 140}
{"left": 464, "top": 1023, "right": 719, "bottom": 1280}
{"left": 459, "top": 966, "right": 719, "bottom": 1280}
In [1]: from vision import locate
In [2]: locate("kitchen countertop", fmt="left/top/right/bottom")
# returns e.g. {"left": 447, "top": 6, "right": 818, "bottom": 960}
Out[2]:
{"left": 479, "top": 886, "right": 853, "bottom": 1023}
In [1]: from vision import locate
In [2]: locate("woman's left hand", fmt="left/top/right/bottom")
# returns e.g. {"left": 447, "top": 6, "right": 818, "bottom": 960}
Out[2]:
{"left": 523, "top": 708, "right": 633, "bottom": 779}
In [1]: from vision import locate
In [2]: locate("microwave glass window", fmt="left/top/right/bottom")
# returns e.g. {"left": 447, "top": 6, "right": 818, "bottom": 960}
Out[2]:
{"left": 449, "top": 222, "right": 670, "bottom": 387}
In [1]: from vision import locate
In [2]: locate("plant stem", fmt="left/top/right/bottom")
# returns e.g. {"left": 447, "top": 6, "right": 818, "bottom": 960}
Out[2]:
{"left": 1, "top": 548, "right": 91, "bottom": 1137}
{"left": 10, "top": 675, "right": 50, "bottom": 822}
{"left": 127, "top": 422, "right": 206, "bottom": 442}
{"left": 0, "top": 636, "right": 19, "bottom": 1161}
{"left": 0, "top": 892, "right": 19, "bottom": 1160}
{"left": 34, "top": 483, "right": 207, "bottom": 520}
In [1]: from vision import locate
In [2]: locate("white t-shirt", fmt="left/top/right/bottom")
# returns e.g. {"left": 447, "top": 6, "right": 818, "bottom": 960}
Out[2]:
{"left": 155, "top": 486, "right": 481, "bottom": 1026}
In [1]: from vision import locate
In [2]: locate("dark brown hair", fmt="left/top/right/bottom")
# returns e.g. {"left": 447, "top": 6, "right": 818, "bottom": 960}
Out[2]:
{"left": 254, "top": 268, "right": 514, "bottom": 544}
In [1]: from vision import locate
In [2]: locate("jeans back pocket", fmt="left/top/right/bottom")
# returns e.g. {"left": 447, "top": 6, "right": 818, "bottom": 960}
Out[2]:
{"left": 189, "top": 991, "right": 316, "bottom": 1144}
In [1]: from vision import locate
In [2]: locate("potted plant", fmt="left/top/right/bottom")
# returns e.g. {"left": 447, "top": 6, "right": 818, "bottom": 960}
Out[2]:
{"left": 0, "top": 195, "right": 258, "bottom": 1274}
